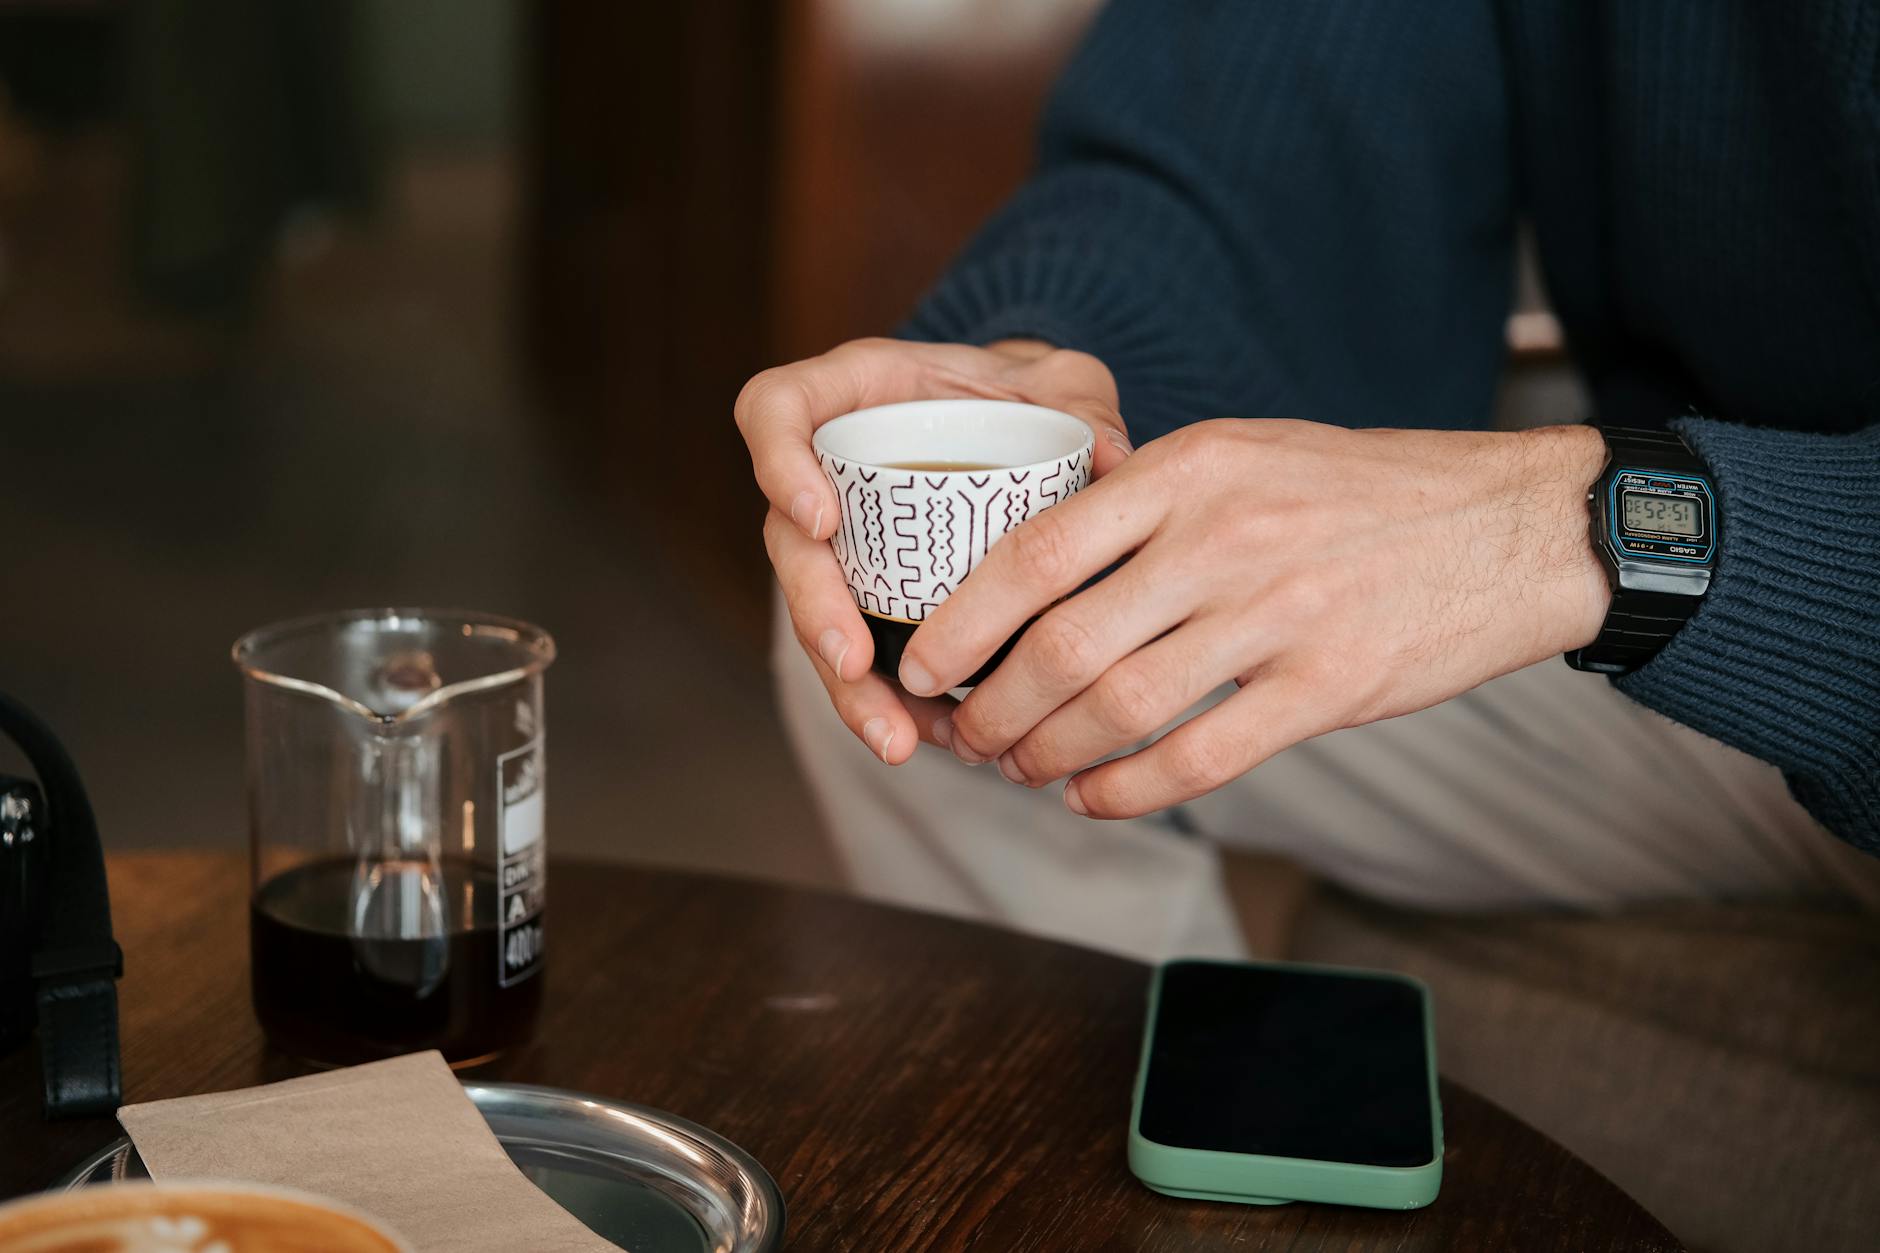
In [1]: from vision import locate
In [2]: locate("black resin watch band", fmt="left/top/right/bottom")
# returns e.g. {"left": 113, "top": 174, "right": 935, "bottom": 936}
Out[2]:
{"left": 1564, "top": 587, "right": 1700, "bottom": 673}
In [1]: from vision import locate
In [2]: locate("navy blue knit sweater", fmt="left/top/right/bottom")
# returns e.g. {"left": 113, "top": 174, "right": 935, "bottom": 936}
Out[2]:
{"left": 904, "top": 1, "right": 1880, "bottom": 853}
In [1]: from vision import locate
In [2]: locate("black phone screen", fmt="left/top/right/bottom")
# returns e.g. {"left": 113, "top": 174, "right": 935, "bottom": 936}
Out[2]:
{"left": 1137, "top": 961, "right": 1434, "bottom": 1167}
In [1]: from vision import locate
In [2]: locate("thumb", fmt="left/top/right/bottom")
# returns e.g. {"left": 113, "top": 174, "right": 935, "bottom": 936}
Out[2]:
{"left": 1007, "top": 347, "right": 1133, "bottom": 479}
{"left": 1056, "top": 397, "right": 1134, "bottom": 479}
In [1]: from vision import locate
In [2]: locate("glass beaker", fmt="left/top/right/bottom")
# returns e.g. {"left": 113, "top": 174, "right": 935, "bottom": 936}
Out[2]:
{"left": 233, "top": 609, "right": 555, "bottom": 1068}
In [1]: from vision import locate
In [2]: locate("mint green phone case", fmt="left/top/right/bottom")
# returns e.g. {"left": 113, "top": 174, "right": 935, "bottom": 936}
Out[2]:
{"left": 1127, "top": 959, "right": 1443, "bottom": 1210}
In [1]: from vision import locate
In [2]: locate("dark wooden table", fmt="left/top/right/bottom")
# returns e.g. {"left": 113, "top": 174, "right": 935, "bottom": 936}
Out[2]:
{"left": 2, "top": 853, "right": 1681, "bottom": 1250}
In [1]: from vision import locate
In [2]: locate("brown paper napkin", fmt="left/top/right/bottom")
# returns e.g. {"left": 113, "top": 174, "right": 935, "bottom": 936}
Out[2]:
{"left": 117, "top": 1052, "right": 618, "bottom": 1252}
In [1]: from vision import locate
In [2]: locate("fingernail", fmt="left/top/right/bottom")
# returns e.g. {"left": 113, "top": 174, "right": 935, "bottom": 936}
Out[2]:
{"left": 790, "top": 490, "right": 819, "bottom": 536}
{"left": 997, "top": 752, "right": 1028, "bottom": 786}
{"left": 1105, "top": 428, "right": 1133, "bottom": 457}
{"left": 861, "top": 717, "right": 896, "bottom": 763}
{"left": 1064, "top": 779, "right": 1089, "bottom": 816}
{"left": 899, "top": 656, "right": 937, "bottom": 697}
{"left": 931, "top": 716, "right": 954, "bottom": 751}
{"left": 816, "top": 628, "right": 850, "bottom": 679}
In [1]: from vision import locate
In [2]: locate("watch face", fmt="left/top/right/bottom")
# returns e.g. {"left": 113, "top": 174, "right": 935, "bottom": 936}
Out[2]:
{"left": 1608, "top": 469, "right": 1715, "bottom": 563}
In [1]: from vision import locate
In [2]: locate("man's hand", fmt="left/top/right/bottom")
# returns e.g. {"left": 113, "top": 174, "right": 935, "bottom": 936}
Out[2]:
{"left": 739, "top": 337, "right": 1135, "bottom": 763}
{"left": 896, "top": 419, "right": 1613, "bottom": 818}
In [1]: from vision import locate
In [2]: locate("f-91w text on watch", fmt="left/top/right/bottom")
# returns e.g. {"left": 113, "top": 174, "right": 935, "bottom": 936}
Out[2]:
{"left": 1565, "top": 424, "right": 1718, "bottom": 675}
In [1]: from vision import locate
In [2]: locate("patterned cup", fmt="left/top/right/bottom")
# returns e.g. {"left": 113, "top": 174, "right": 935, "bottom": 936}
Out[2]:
{"left": 813, "top": 399, "right": 1093, "bottom": 684}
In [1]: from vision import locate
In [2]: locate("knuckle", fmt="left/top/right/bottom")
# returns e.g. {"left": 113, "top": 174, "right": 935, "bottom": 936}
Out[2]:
{"left": 1047, "top": 347, "right": 1099, "bottom": 374}
{"left": 734, "top": 368, "right": 803, "bottom": 429}
{"left": 1035, "top": 348, "right": 1115, "bottom": 394}
{"left": 1165, "top": 735, "right": 1239, "bottom": 796}
{"left": 1292, "top": 652, "right": 1363, "bottom": 715}
{"left": 1027, "top": 612, "right": 1104, "bottom": 687}
{"left": 1007, "top": 739, "right": 1060, "bottom": 784}
{"left": 1267, "top": 574, "right": 1331, "bottom": 625}
{"left": 1156, "top": 424, "right": 1219, "bottom": 480}
{"left": 1004, "top": 513, "right": 1079, "bottom": 586}
{"left": 824, "top": 338, "right": 891, "bottom": 383}
{"left": 948, "top": 714, "right": 997, "bottom": 760}
{"left": 1203, "top": 415, "right": 1264, "bottom": 441}
{"left": 1094, "top": 665, "right": 1168, "bottom": 740}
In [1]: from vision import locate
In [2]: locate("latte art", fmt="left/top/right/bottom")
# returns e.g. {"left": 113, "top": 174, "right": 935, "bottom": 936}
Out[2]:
{"left": 2, "top": 1212, "right": 229, "bottom": 1253}
{"left": 0, "top": 1185, "right": 405, "bottom": 1253}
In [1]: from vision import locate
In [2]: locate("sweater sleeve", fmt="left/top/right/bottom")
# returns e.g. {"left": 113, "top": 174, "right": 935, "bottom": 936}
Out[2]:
{"left": 1618, "top": 420, "right": 1880, "bottom": 853}
{"left": 895, "top": 5, "right": 1880, "bottom": 855}
{"left": 901, "top": 0, "right": 1517, "bottom": 441}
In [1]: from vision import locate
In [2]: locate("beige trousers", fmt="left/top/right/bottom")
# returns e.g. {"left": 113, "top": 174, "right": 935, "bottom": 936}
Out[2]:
{"left": 773, "top": 599, "right": 1879, "bottom": 963}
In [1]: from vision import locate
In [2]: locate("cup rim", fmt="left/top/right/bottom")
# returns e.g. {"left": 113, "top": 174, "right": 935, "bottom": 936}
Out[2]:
{"left": 230, "top": 608, "right": 556, "bottom": 728}
{"left": 0, "top": 1179, "right": 413, "bottom": 1251}
{"left": 811, "top": 399, "right": 1093, "bottom": 474}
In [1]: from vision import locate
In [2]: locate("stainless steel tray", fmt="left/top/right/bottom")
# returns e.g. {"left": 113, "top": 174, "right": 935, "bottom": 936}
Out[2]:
{"left": 56, "top": 1081, "right": 785, "bottom": 1253}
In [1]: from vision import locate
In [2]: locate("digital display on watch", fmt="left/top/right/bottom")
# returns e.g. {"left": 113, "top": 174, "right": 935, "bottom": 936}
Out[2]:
{"left": 1621, "top": 490, "right": 1702, "bottom": 536}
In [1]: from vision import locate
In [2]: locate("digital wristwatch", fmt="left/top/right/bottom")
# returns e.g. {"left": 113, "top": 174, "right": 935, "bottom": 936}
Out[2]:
{"left": 1564, "top": 424, "right": 1718, "bottom": 675}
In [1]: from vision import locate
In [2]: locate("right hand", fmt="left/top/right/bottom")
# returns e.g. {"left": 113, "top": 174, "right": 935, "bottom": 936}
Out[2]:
{"left": 739, "top": 337, "right": 1134, "bottom": 764}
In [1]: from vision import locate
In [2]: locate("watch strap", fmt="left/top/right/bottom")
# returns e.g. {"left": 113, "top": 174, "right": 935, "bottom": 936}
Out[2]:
{"left": 1594, "top": 425, "right": 1703, "bottom": 471}
{"left": 1564, "top": 587, "right": 1700, "bottom": 674}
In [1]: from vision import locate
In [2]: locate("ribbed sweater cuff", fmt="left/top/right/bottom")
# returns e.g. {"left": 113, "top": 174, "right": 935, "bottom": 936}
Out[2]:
{"left": 1618, "top": 418, "right": 1880, "bottom": 852}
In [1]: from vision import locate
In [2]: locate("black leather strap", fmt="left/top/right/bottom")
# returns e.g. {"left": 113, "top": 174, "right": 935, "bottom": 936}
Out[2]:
{"left": 0, "top": 692, "right": 123, "bottom": 1119}
{"left": 36, "top": 975, "right": 122, "bottom": 1116}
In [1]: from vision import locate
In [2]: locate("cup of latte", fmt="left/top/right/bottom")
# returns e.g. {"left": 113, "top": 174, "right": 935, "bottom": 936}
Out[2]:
{"left": 812, "top": 398, "right": 1093, "bottom": 684}
{"left": 0, "top": 1182, "right": 409, "bottom": 1253}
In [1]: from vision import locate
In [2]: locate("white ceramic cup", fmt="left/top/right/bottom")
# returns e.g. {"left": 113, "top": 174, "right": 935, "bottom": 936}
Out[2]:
{"left": 812, "top": 399, "right": 1093, "bottom": 681}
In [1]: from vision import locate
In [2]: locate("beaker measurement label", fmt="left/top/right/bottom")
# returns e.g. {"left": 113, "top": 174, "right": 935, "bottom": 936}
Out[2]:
{"left": 497, "top": 738, "right": 546, "bottom": 988}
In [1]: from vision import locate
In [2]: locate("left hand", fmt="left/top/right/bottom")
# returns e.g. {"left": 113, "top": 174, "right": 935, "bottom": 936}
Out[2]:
{"left": 897, "top": 418, "right": 1613, "bottom": 819}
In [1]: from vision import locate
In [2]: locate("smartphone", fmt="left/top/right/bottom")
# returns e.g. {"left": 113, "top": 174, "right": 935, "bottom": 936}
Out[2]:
{"left": 1128, "top": 959, "right": 1442, "bottom": 1209}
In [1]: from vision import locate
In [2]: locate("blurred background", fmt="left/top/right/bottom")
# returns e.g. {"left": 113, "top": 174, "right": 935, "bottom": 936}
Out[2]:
{"left": 0, "top": 0, "right": 1574, "bottom": 881}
